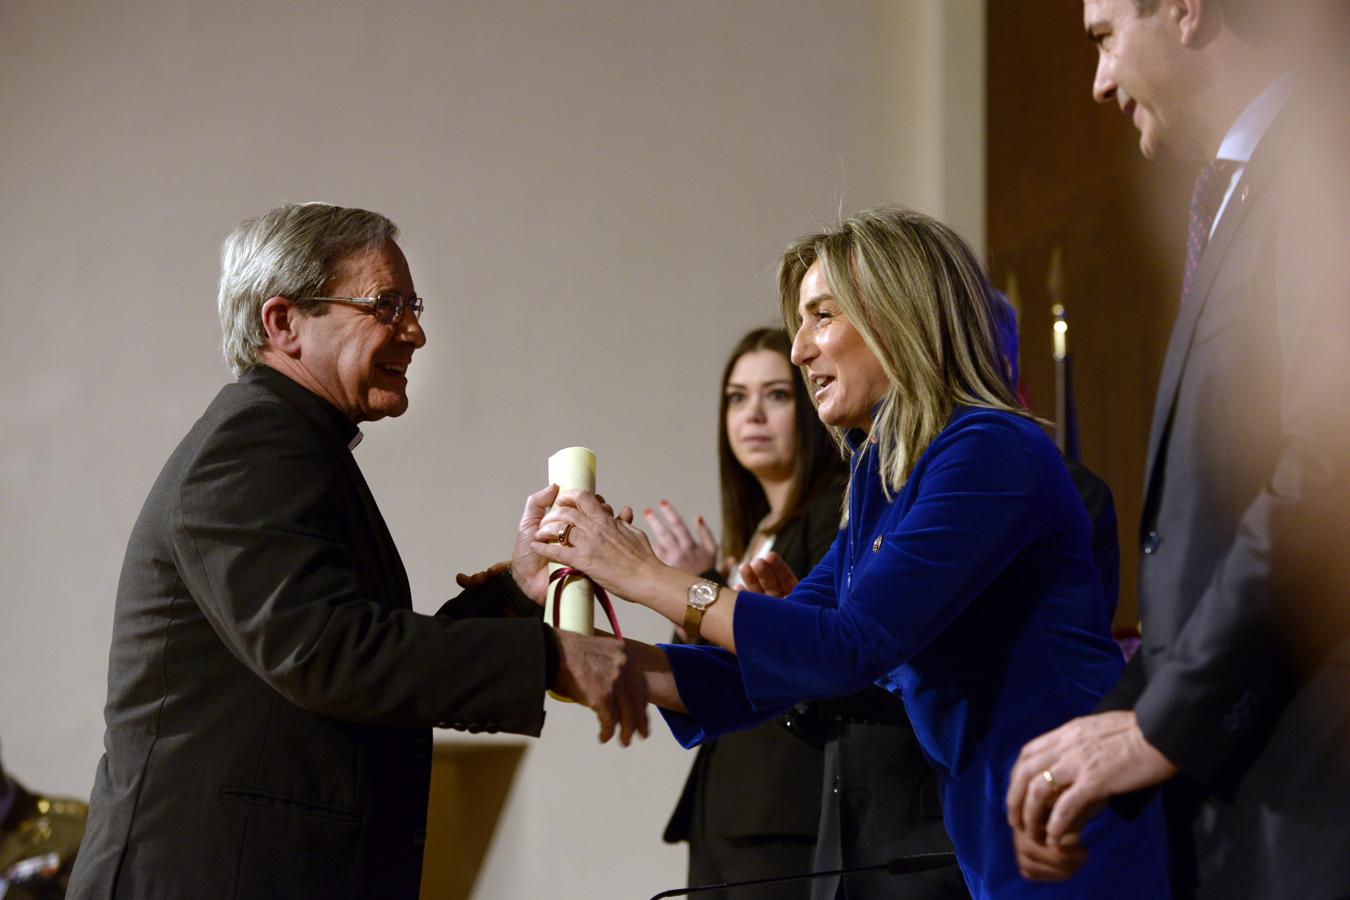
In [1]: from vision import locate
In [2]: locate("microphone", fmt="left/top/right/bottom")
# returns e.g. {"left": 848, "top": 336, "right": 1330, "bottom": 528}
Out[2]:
{"left": 648, "top": 851, "right": 960, "bottom": 899}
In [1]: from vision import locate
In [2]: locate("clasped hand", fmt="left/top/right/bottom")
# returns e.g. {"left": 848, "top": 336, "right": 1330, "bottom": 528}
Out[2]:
{"left": 492, "top": 484, "right": 651, "bottom": 746}
{"left": 532, "top": 489, "right": 660, "bottom": 598}
{"left": 1004, "top": 710, "right": 1179, "bottom": 880}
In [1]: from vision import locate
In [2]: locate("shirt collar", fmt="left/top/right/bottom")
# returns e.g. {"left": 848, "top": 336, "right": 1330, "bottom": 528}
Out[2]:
{"left": 1216, "top": 74, "right": 1295, "bottom": 163}
{"left": 242, "top": 365, "right": 363, "bottom": 451}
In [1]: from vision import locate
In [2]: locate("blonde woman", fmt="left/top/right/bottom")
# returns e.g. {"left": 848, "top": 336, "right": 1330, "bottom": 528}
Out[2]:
{"left": 534, "top": 207, "right": 1169, "bottom": 898}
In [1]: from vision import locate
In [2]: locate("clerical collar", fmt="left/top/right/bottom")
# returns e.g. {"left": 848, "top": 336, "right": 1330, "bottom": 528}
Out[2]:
{"left": 242, "top": 366, "right": 363, "bottom": 451}
{"left": 1217, "top": 74, "right": 1294, "bottom": 164}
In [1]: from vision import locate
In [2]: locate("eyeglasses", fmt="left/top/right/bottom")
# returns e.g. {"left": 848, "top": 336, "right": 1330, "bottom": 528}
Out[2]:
{"left": 300, "top": 291, "right": 425, "bottom": 326}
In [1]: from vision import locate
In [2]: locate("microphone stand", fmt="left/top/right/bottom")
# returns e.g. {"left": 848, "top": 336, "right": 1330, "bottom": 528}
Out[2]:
{"left": 648, "top": 850, "right": 959, "bottom": 899}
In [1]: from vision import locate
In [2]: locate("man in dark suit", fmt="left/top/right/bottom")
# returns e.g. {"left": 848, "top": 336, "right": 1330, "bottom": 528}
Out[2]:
{"left": 66, "top": 202, "right": 647, "bottom": 899}
{"left": 1007, "top": 2, "right": 1350, "bottom": 897}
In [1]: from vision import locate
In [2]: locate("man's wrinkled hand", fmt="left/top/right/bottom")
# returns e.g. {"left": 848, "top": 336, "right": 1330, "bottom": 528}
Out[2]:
{"left": 552, "top": 629, "right": 650, "bottom": 746}
{"left": 1005, "top": 710, "right": 1178, "bottom": 879}
{"left": 511, "top": 485, "right": 560, "bottom": 604}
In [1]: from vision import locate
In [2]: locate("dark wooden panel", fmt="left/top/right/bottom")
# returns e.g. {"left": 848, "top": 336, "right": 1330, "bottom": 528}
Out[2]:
{"left": 986, "top": 0, "right": 1199, "bottom": 626}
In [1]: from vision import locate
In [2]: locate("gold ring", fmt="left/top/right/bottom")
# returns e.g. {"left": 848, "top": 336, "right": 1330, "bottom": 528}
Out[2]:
{"left": 558, "top": 522, "right": 574, "bottom": 547}
{"left": 1042, "top": 770, "right": 1059, "bottom": 791}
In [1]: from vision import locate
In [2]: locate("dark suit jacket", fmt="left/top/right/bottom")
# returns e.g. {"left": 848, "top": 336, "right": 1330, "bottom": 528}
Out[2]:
{"left": 663, "top": 485, "right": 843, "bottom": 848}
{"left": 1099, "top": 92, "right": 1350, "bottom": 899}
{"left": 68, "top": 367, "right": 549, "bottom": 900}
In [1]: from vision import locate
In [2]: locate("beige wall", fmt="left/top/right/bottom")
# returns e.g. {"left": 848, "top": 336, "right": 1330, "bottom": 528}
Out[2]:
{"left": 0, "top": 1, "right": 982, "bottom": 896}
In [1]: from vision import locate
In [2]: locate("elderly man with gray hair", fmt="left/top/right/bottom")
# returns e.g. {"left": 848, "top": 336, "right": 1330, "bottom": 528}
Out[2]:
{"left": 66, "top": 202, "right": 648, "bottom": 900}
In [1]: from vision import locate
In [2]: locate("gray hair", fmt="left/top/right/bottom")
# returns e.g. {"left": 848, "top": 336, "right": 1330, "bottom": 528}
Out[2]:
{"left": 217, "top": 202, "right": 399, "bottom": 375}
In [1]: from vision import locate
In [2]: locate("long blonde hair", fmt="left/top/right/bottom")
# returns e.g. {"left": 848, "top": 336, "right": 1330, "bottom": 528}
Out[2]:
{"left": 778, "top": 205, "right": 1029, "bottom": 498}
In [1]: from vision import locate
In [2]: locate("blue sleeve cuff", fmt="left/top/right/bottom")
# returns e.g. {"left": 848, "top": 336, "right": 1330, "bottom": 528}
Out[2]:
{"left": 658, "top": 642, "right": 790, "bottom": 744}
{"left": 734, "top": 589, "right": 867, "bottom": 706}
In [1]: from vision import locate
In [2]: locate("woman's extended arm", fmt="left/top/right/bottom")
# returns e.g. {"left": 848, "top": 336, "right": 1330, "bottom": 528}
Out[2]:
{"left": 623, "top": 638, "right": 686, "bottom": 714}
{"left": 533, "top": 491, "right": 744, "bottom": 652}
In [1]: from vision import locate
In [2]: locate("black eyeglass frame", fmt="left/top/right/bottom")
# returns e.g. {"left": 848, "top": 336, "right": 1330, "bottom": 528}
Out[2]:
{"left": 299, "top": 291, "right": 425, "bottom": 326}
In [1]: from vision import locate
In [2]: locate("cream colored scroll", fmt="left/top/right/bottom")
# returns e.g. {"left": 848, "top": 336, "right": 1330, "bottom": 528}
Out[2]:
{"left": 545, "top": 446, "right": 596, "bottom": 634}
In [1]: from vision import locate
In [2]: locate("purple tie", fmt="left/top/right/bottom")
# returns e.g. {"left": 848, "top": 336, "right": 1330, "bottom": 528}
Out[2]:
{"left": 1182, "top": 158, "right": 1240, "bottom": 301}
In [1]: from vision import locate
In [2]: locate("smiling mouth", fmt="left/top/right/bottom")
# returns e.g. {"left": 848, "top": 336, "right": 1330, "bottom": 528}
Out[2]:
{"left": 377, "top": 363, "right": 409, "bottom": 377}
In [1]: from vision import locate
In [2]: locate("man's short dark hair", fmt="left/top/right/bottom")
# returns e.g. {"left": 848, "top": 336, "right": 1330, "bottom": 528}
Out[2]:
{"left": 1132, "top": 0, "right": 1270, "bottom": 38}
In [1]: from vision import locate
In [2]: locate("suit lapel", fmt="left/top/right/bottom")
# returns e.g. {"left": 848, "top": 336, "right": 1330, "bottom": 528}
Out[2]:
{"left": 243, "top": 368, "right": 414, "bottom": 610}
{"left": 335, "top": 451, "right": 413, "bottom": 610}
{"left": 1140, "top": 131, "right": 1283, "bottom": 512}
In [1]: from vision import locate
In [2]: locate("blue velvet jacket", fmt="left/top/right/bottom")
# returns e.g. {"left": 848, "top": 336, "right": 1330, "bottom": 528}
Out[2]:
{"left": 661, "top": 408, "right": 1170, "bottom": 898}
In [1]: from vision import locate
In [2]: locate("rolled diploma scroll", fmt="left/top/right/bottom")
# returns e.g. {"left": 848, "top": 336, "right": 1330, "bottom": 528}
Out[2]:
{"left": 545, "top": 446, "right": 596, "bottom": 634}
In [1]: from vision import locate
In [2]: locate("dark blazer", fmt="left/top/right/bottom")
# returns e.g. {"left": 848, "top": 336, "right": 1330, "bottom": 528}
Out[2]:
{"left": 663, "top": 485, "right": 842, "bottom": 848}
{"left": 1099, "top": 94, "right": 1350, "bottom": 898}
{"left": 67, "top": 367, "right": 549, "bottom": 900}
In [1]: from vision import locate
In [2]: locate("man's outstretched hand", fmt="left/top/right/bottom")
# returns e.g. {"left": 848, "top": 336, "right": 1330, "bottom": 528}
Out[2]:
{"left": 552, "top": 630, "right": 650, "bottom": 746}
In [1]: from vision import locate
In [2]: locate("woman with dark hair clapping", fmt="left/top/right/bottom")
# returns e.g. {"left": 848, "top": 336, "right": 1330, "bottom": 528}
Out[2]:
{"left": 648, "top": 327, "right": 843, "bottom": 900}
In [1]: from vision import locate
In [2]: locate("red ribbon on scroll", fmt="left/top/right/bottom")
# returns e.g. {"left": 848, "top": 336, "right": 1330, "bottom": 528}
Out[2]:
{"left": 547, "top": 567, "right": 623, "bottom": 640}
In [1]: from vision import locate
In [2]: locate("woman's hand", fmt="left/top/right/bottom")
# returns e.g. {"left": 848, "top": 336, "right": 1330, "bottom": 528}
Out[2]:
{"left": 739, "top": 551, "right": 800, "bottom": 598}
{"left": 533, "top": 490, "right": 663, "bottom": 599}
{"left": 643, "top": 500, "right": 718, "bottom": 575}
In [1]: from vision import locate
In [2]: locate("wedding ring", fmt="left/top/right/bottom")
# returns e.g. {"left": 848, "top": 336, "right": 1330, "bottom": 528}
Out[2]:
{"left": 1042, "top": 770, "right": 1060, "bottom": 792}
{"left": 558, "top": 522, "right": 574, "bottom": 547}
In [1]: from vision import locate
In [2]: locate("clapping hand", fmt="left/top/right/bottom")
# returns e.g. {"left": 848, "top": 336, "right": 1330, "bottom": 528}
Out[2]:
{"left": 643, "top": 500, "right": 718, "bottom": 575}
{"left": 739, "top": 551, "right": 799, "bottom": 598}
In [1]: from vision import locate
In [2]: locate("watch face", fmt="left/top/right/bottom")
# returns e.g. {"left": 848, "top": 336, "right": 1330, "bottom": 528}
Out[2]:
{"left": 689, "top": 581, "right": 717, "bottom": 609}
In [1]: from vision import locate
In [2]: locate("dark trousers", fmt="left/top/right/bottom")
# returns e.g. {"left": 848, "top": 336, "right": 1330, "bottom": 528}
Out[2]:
{"left": 686, "top": 782, "right": 818, "bottom": 900}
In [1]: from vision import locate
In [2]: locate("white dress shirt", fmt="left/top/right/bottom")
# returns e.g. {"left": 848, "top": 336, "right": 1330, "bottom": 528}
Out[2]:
{"left": 1211, "top": 74, "right": 1295, "bottom": 238}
